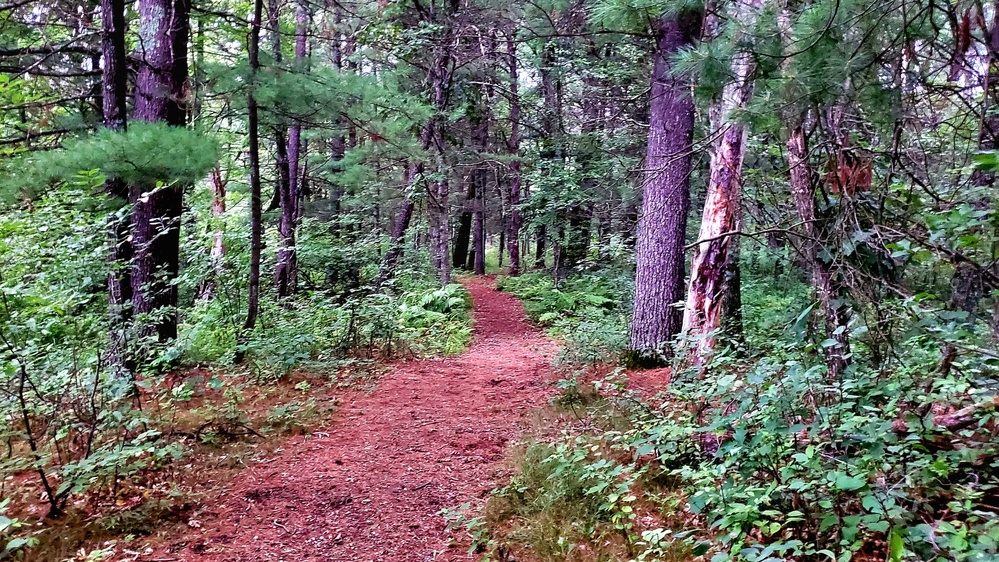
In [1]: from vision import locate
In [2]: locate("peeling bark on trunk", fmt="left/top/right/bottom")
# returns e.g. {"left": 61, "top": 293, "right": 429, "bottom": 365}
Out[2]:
{"left": 131, "top": 0, "right": 191, "bottom": 343}
{"left": 683, "top": 5, "right": 755, "bottom": 363}
{"left": 777, "top": 9, "right": 850, "bottom": 378}
{"left": 787, "top": 125, "right": 851, "bottom": 377}
{"left": 196, "top": 167, "right": 227, "bottom": 302}
{"left": 628, "top": 13, "right": 701, "bottom": 363}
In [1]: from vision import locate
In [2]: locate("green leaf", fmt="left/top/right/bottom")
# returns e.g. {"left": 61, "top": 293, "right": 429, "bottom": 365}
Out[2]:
{"left": 831, "top": 472, "right": 867, "bottom": 491}
{"left": 887, "top": 528, "right": 904, "bottom": 562}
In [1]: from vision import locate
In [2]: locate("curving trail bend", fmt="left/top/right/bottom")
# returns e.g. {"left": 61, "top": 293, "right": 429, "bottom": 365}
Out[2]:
{"left": 158, "top": 277, "right": 554, "bottom": 562}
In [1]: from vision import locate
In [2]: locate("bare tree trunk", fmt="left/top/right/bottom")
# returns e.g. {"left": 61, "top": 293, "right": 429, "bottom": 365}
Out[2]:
{"left": 373, "top": 164, "right": 417, "bottom": 290}
{"left": 130, "top": 0, "right": 191, "bottom": 343}
{"left": 471, "top": 88, "right": 489, "bottom": 276}
{"left": 236, "top": 0, "right": 264, "bottom": 364}
{"left": 778, "top": 9, "right": 850, "bottom": 378}
{"left": 453, "top": 177, "right": 474, "bottom": 269}
{"left": 424, "top": 33, "right": 453, "bottom": 285}
{"left": 505, "top": 32, "right": 522, "bottom": 276}
{"left": 276, "top": 0, "right": 308, "bottom": 297}
{"left": 196, "top": 167, "right": 227, "bottom": 301}
{"left": 628, "top": 12, "right": 701, "bottom": 364}
{"left": 102, "top": 0, "right": 132, "bottom": 374}
{"left": 683, "top": 3, "right": 756, "bottom": 363}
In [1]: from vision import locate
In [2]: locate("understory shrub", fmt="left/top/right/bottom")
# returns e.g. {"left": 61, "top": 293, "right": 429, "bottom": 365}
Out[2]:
{"left": 0, "top": 187, "right": 474, "bottom": 558}
{"left": 498, "top": 271, "right": 632, "bottom": 364}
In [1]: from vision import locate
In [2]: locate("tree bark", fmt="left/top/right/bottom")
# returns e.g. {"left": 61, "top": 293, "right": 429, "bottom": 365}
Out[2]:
{"left": 196, "top": 166, "right": 227, "bottom": 302}
{"left": 505, "top": 32, "right": 522, "bottom": 276}
{"left": 236, "top": 0, "right": 264, "bottom": 364}
{"left": 102, "top": 0, "right": 132, "bottom": 374}
{"left": 786, "top": 124, "right": 851, "bottom": 377}
{"left": 269, "top": 0, "right": 299, "bottom": 297}
{"left": 424, "top": 30, "right": 453, "bottom": 285}
{"left": 276, "top": 1, "right": 308, "bottom": 297}
{"left": 534, "top": 226, "right": 546, "bottom": 269}
{"left": 453, "top": 177, "right": 473, "bottom": 269}
{"left": 628, "top": 13, "right": 701, "bottom": 364}
{"left": 130, "top": 0, "right": 191, "bottom": 343}
{"left": 470, "top": 87, "right": 489, "bottom": 276}
{"left": 373, "top": 164, "right": 417, "bottom": 290}
{"left": 778, "top": 9, "right": 850, "bottom": 378}
{"left": 683, "top": 3, "right": 756, "bottom": 363}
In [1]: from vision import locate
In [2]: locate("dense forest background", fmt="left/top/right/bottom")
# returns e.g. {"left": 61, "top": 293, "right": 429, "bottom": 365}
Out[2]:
{"left": 1, "top": 0, "right": 998, "bottom": 559}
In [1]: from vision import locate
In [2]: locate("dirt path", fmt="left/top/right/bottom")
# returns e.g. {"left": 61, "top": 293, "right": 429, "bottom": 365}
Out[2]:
{"left": 162, "top": 277, "right": 554, "bottom": 562}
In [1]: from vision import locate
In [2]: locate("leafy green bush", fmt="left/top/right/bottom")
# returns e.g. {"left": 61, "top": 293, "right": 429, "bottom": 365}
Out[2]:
{"left": 484, "top": 440, "right": 643, "bottom": 561}
{"left": 497, "top": 272, "right": 632, "bottom": 364}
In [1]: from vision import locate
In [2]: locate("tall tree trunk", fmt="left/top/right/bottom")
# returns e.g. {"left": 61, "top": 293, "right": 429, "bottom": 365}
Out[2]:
{"left": 276, "top": 2, "right": 307, "bottom": 295}
{"left": 628, "top": 13, "right": 701, "bottom": 364}
{"left": 270, "top": 0, "right": 299, "bottom": 297}
{"left": 534, "top": 226, "right": 546, "bottom": 269}
{"left": 505, "top": 32, "right": 522, "bottom": 276}
{"left": 131, "top": 0, "right": 191, "bottom": 343}
{"left": 196, "top": 167, "right": 227, "bottom": 302}
{"left": 471, "top": 88, "right": 489, "bottom": 276}
{"left": 102, "top": 0, "right": 132, "bottom": 374}
{"left": 373, "top": 164, "right": 417, "bottom": 290}
{"left": 453, "top": 177, "right": 474, "bottom": 269}
{"left": 778, "top": 9, "right": 850, "bottom": 378}
{"left": 786, "top": 124, "right": 851, "bottom": 377}
{"left": 683, "top": 4, "right": 756, "bottom": 362}
{"left": 426, "top": 44, "right": 452, "bottom": 285}
{"left": 236, "top": 0, "right": 264, "bottom": 363}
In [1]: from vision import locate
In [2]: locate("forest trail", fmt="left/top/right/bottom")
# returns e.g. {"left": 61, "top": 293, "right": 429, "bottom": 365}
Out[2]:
{"left": 160, "top": 277, "right": 554, "bottom": 562}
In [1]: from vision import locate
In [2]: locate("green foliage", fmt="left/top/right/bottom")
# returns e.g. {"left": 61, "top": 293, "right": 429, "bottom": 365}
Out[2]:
{"left": 483, "top": 440, "right": 643, "bottom": 561}
{"left": 498, "top": 272, "right": 631, "bottom": 364}
{"left": 2, "top": 123, "right": 219, "bottom": 202}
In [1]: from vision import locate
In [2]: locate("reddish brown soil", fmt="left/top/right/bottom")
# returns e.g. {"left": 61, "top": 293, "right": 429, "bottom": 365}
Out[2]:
{"left": 153, "top": 277, "right": 555, "bottom": 562}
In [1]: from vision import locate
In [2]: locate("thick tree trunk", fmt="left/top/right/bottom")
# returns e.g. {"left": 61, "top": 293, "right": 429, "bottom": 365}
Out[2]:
{"left": 131, "top": 0, "right": 191, "bottom": 343}
{"left": 453, "top": 178, "right": 474, "bottom": 269}
{"left": 102, "top": 0, "right": 132, "bottom": 374}
{"left": 683, "top": 12, "right": 755, "bottom": 362}
{"left": 506, "top": 33, "right": 522, "bottom": 276}
{"left": 628, "top": 13, "right": 701, "bottom": 363}
{"left": 236, "top": 0, "right": 264, "bottom": 364}
{"left": 534, "top": 226, "right": 546, "bottom": 269}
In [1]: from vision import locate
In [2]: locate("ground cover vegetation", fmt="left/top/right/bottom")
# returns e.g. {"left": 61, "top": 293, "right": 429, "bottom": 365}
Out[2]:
{"left": 0, "top": 0, "right": 998, "bottom": 560}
